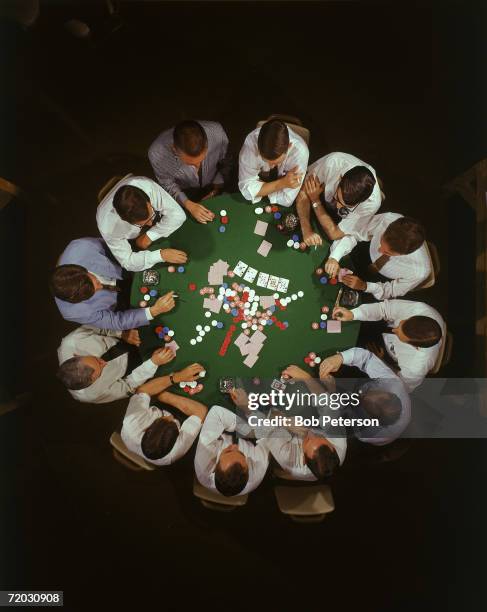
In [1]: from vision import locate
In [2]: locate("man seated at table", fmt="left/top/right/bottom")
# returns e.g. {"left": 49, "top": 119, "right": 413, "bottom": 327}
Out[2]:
{"left": 50, "top": 237, "right": 176, "bottom": 330}
{"left": 57, "top": 326, "right": 176, "bottom": 404}
{"left": 121, "top": 363, "right": 208, "bottom": 466}
{"left": 238, "top": 119, "right": 309, "bottom": 207}
{"left": 333, "top": 300, "right": 445, "bottom": 392}
{"left": 149, "top": 119, "right": 233, "bottom": 224}
{"left": 96, "top": 175, "right": 187, "bottom": 272}
{"left": 194, "top": 398, "right": 270, "bottom": 497}
{"left": 319, "top": 347, "right": 411, "bottom": 446}
{"left": 296, "top": 152, "right": 381, "bottom": 247}
{"left": 261, "top": 365, "right": 347, "bottom": 480}
{"left": 325, "top": 213, "right": 431, "bottom": 300}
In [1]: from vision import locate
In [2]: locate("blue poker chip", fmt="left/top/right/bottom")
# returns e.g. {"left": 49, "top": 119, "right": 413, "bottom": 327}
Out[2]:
{"left": 320, "top": 321, "right": 327, "bottom": 329}
{"left": 222, "top": 283, "right": 228, "bottom": 289}
{"left": 283, "top": 321, "right": 289, "bottom": 327}
{"left": 231, "top": 308, "right": 238, "bottom": 316}
{"left": 158, "top": 332, "right": 164, "bottom": 339}
{"left": 267, "top": 319, "right": 273, "bottom": 325}
{"left": 162, "top": 326, "right": 169, "bottom": 333}
{"left": 292, "top": 234, "right": 299, "bottom": 242}
{"left": 149, "top": 289, "right": 157, "bottom": 297}
{"left": 219, "top": 225, "right": 226, "bottom": 233}
{"left": 274, "top": 212, "right": 281, "bottom": 219}
{"left": 320, "top": 276, "right": 328, "bottom": 284}
{"left": 269, "top": 305, "right": 276, "bottom": 313}
{"left": 216, "top": 321, "right": 224, "bottom": 329}
{"left": 177, "top": 266, "right": 185, "bottom": 273}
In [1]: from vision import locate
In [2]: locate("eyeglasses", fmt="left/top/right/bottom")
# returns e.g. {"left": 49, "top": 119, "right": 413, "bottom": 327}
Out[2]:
{"left": 133, "top": 209, "right": 162, "bottom": 229}
{"left": 334, "top": 188, "right": 359, "bottom": 218}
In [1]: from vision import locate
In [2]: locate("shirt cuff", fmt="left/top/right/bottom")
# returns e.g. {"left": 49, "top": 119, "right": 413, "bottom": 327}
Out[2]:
{"left": 145, "top": 307, "right": 153, "bottom": 321}
{"left": 145, "top": 228, "right": 163, "bottom": 243}
{"left": 339, "top": 348, "right": 354, "bottom": 366}
{"left": 142, "top": 245, "right": 164, "bottom": 264}
{"left": 351, "top": 306, "right": 365, "bottom": 320}
{"left": 365, "top": 282, "right": 381, "bottom": 298}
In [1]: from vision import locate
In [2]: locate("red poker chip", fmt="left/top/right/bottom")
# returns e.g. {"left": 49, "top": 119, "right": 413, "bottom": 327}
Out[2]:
{"left": 188, "top": 283, "right": 197, "bottom": 291}
{"left": 330, "top": 278, "right": 338, "bottom": 285}
{"left": 140, "top": 286, "right": 149, "bottom": 294}
{"left": 221, "top": 216, "right": 229, "bottom": 224}
{"left": 271, "top": 205, "right": 279, "bottom": 212}
{"left": 184, "top": 386, "right": 191, "bottom": 393}
{"left": 155, "top": 326, "right": 163, "bottom": 334}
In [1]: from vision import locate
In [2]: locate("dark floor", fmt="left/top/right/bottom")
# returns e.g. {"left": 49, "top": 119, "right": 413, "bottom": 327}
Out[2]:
{"left": 1, "top": 1, "right": 486, "bottom": 610}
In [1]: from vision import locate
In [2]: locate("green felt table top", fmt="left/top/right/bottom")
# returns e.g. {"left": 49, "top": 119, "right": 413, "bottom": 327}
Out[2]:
{"left": 130, "top": 193, "right": 360, "bottom": 405}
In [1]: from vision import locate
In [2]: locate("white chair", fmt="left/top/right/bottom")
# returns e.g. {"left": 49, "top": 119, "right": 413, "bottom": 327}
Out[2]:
{"left": 415, "top": 240, "right": 440, "bottom": 290}
{"left": 193, "top": 477, "right": 248, "bottom": 512}
{"left": 97, "top": 172, "right": 133, "bottom": 204}
{"left": 429, "top": 330, "right": 453, "bottom": 375}
{"left": 109, "top": 432, "right": 155, "bottom": 472}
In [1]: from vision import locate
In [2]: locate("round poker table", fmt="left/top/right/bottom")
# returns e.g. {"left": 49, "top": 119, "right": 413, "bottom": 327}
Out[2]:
{"left": 130, "top": 193, "right": 360, "bottom": 405}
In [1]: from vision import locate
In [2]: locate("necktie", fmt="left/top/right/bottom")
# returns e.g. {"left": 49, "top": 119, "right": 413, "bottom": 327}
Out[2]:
{"left": 368, "top": 253, "right": 390, "bottom": 275}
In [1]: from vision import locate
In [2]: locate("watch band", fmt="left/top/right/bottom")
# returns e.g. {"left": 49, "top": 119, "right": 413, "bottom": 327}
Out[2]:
{"left": 169, "top": 373, "right": 175, "bottom": 385}
{"left": 312, "top": 201, "right": 320, "bottom": 209}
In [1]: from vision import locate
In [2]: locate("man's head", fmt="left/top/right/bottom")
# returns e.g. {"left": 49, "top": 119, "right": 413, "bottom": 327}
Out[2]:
{"left": 257, "top": 120, "right": 290, "bottom": 167}
{"left": 141, "top": 415, "right": 179, "bottom": 460}
{"left": 173, "top": 120, "right": 208, "bottom": 166}
{"left": 393, "top": 315, "right": 442, "bottom": 348}
{"left": 50, "top": 264, "right": 101, "bottom": 303}
{"left": 336, "top": 166, "right": 376, "bottom": 208}
{"left": 113, "top": 185, "right": 154, "bottom": 226}
{"left": 303, "top": 434, "right": 340, "bottom": 480}
{"left": 214, "top": 444, "right": 249, "bottom": 496}
{"left": 379, "top": 216, "right": 425, "bottom": 256}
{"left": 57, "top": 356, "right": 107, "bottom": 390}
{"left": 360, "top": 390, "right": 402, "bottom": 427}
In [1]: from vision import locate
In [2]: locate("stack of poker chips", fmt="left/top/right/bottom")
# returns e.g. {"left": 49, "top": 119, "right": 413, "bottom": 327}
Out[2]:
{"left": 178, "top": 370, "right": 206, "bottom": 395}
{"left": 311, "top": 304, "right": 330, "bottom": 330}
{"left": 139, "top": 286, "right": 158, "bottom": 307}
{"left": 154, "top": 325, "right": 175, "bottom": 341}
{"left": 315, "top": 267, "right": 338, "bottom": 285}
{"left": 304, "top": 351, "right": 322, "bottom": 367}
{"left": 219, "top": 209, "right": 229, "bottom": 233}
{"left": 286, "top": 234, "right": 307, "bottom": 251}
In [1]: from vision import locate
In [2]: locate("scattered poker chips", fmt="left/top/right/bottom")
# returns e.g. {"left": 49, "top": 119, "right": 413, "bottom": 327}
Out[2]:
{"left": 304, "top": 351, "right": 322, "bottom": 367}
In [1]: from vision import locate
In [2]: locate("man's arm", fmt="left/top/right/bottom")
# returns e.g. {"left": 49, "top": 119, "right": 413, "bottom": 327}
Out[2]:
{"left": 340, "top": 347, "right": 397, "bottom": 379}
{"left": 365, "top": 274, "right": 427, "bottom": 301}
{"left": 145, "top": 187, "right": 187, "bottom": 242}
{"left": 104, "top": 236, "right": 163, "bottom": 272}
{"left": 157, "top": 390, "right": 208, "bottom": 422}
{"left": 83, "top": 305, "right": 150, "bottom": 332}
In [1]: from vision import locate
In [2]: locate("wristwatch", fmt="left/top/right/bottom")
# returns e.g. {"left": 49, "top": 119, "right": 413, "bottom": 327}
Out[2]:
{"left": 169, "top": 373, "right": 176, "bottom": 385}
{"left": 312, "top": 201, "right": 320, "bottom": 209}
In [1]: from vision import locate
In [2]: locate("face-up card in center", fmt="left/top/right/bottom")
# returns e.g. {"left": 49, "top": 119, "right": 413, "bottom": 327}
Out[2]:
{"left": 256, "top": 272, "right": 270, "bottom": 287}
{"left": 267, "top": 275, "right": 279, "bottom": 291}
{"left": 243, "top": 266, "right": 258, "bottom": 283}
{"left": 233, "top": 261, "right": 248, "bottom": 277}
{"left": 277, "top": 277, "right": 289, "bottom": 293}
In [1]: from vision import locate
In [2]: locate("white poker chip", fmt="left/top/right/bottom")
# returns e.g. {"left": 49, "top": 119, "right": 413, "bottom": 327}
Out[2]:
{"left": 297, "top": 291, "right": 304, "bottom": 298}
{"left": 189, "top": 381, "right": 198, "bottom": 389}
{"left": 190, "top": 339, "right": 196, "bottom": 346}
{"left": 220, "top": 209, "right": 227, "bottom": 216}
{"left": 199, "top": 370, "right": 206, "bottom": 378}
{"left": 254, "top": 207, "right": 264, "bottom": 214}
{"left": 244, "top": 309, "right": 250, "bottom": 316}
{"left": 244, "top": 302, "right": 250, "bottom": 308}
{"left": 196, "top": 324, "right": 202, "bottom": 331}
{"left": 217, "top": 295, "right": 224, "bottom": 301}
{"left": 205, "top": 311, "right": 211, "bottom": 318}
{"left": 211, "top": 320, "right": 218, "bottom": 327}
{"left": 244, "top": 286, "right": 250, "bottom": 292}
{"left": 273, "top": 293, "right": 279, "bottom": 299}
{"left": 280, "top": 297, "right": 288, "bottom": 305}
{"left": 314, "top": 357, "right": 322, "bottom": 364}
{"left": 225, "top": 288, "right": 232, "bottom": 296}
{"left": 196, "top": 336, "right": 202, "bottom": 342}
{"left": 143, "top": 294, "right": 151, "bottom": 301}
{"left": 321, "top": 314, "right": 328, "bottom": 320}
{"left": 251, "top": 324, "right": 258, "bottom": 331}
{"left": 291, "top": 294, "right": 297, "bottom": 300}
{"left": 204, "top": 325, "right": 210, "bottom": 332}
{"left": 179, "top": 382, "right": 185, "bottom": 388}
{"left": 293, "top": 242, "right": 300, "bottom": 250}
{"left": 241, "top": 323, "right": 248, "bottom": 329}
{"left": 167, "top": 330, "right": 175, "bottom": 337}
{"left": 286, "top": 239, "right": 294, "bottom": 248}
{"left": 199, "top": 330, "right": 205, "bottom": 337}
{"left": 219, "top": 287, "right": 225, "bottom": 294}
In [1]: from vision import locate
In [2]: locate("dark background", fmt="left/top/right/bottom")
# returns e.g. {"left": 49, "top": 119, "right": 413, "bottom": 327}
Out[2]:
{"left": 0, "top": 1, "right": 486, "bottom": 610}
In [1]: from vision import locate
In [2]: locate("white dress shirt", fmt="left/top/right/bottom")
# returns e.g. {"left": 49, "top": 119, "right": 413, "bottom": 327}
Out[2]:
{"left": 340, "top": 347, "right": 411, "bottom": 445}
{"left": 194, "top": 405, "right": 269, "bottom": 495}
{"left": 121, "top": 392, "right": 202, "bottom": 466}
{"left": 352, "top": 300, "right": 445, "bottom": 392}
{"left": 262, "top": 404, "right": 347, "bottom": 481}
{"left": 238, "top": 127, "right": 309, "bottom": 207}
{"left": 57, "top": 325, "right": 158, "bottom": 404}
{"left": 96, "top": 175, "right": 186, "bottom": 272}
{"left": 307, "top": 152, "right": 381, "bottom": 234}
{"left": 329, "top": 212, "right": 431, "bottom": 300}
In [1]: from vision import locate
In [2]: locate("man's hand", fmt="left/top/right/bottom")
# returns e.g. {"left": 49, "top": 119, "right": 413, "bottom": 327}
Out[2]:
{"left": 230, "top": 388, "right": 249, "bottom": 410}
{"left": 303, "top": 230, "right": 323, "bottom": 247}
{"left": 282, "top": 365, "right": 312, "bottom": 380}
{"left": 201, "top": 184, "right": 223, "bottom": 201}
{"left": 185, "top": 200, "right": 215, "bottom": 224}
{"left": 281, "top": 165, "right": 303, "bottom": 189}
{"left": 319, "top": 354, "right": 344, "bottom": 378}
{"left": 324, "top": 257, "right": 340, "bottom": 278}
{"left": 304, "top": 174, "right": 324, "bottom": 202}
{"left": 333, "top": 306, "right": 354, "bottom": 321}
{"left": 160, "top": 248, "right": 188, "bottom": 264}
{"left": 342, "top": 274, "right": 367, "bottom": 291}
{"left": 174, "top": 363, "right": 204, "bottom": 383}
{"left": 121, "top": 329, "right": 141, "bottom": 346}
{"left": 135, "top": 234, "right": 152, "bottom": 250}
{"left": 151, "top": 347, "right": 176, "bottom": 366}
{"left": 150, "top": 291, "right": 175, "bottom": 317}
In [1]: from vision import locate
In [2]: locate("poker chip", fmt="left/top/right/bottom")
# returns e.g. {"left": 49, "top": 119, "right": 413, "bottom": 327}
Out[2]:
{"left": 292, "top": 234, "right": 299, "bottom": 242}
{"left": 311, "top": 322, "right": 319, "bottom": 329}
{"left": 271, "top": 206, "right": 279, "bottom": 212}
{"left": 241, "top": 323, "right": 248, "bottom": 329}
{"left": 286, "top": 239, "right": 294, "bottom": 248}
{"left": 330, "top": 277, "right": 338, "bottom": 285}
{"left": 254, "top": 207, "right": 264, "bottom": 214}
{"left": 309, "top": 352, "right": 317, "bottom": 359}
{"left": 221, "top": 216, "right": 229, "bottom": 224}
{"left": 155, "top": 326, "right": 163, "bottom": 334}
{"left": 320, "top": 321, "right": 327, "bottom": 329}
{"left": 314, "top": 357, "right": 322, "bottom": 364}
{"left": 320, "top": 276, "right": 328, "bottom": 284}
{"left": 315, "top": 268, "right": 324, "bottom": 276}
{"left": 220, "top": 209, "right": 227, "bottom": 216}
{"left": 196, "top": 324, "right": 202, "bottom": 331}
{"left": 177, "top": 266, "right": 185, "bottom": 273}
{"left": 188, "top": 283, "right": 197, "bottom": 291}
{"left": 179, "top": 382, "right": 186, "bottom": 388}
{"left": 205, "top": 311, "right": 212, "bottom": 318}
{"left": 168, "top": 330, "right": 175, "bottom": 337}
{"left": 297, "top": 291, "right": 304, "bottom": 298}
{"left": 196, "top": 336, "right": 202, "bottom": 343}
{"left": 162, "top": 326, "right": 169, "bottom": 333}
{"left": 299, "top": 242, "right": 307, "bottom": 251}
{"left": 168, "top": 266, "right": 176, "bottom": 273}
{"left": 251, "top": 324, "right": 258, "bottom": 331}
{"left": 321, "top": 305, "right": 329, "bottom": 313}
{"left": 216, "top": 322, "right": 224, "bottom": 329}
{"left": 321, "top": 314, "right": 328, "bottom": 321}
{"left": 265, "top": 206, "right": 272, "bottom": 213}
{"left": 143, "top": 294, "right": 151, "bottom": 301}
{"left": 140, "top": 286, "right": 149, "bottom": 294}
{"left": 199, "top": 370, "right": 206, "bottom": 378}
{"left": 291, "top": 294, "right": 297, "bottom": 300}
{"left": 139, "top": 300, "right": 146, "bottom": 307}
{"left": 204, "top": 325, "right": 210, "bottom": 332}
{"left": 211, "top": 320, "right": 218, "bottom": 327}
{"left": 219, "top": 225, "right": 226, "bottom": 233}
{"left": 190, "top": 339, "right": 196, "bottom": 345}
{"left": 199, "top": 330, "right": 205, "bottom": 337}
{"left": 195, "top": 383, "right": 203, "bottom": 393}
{"left": 274, "top": 212, "right": 282, "bottom": 219}
{"left": 149, "top": 289, "right": 157, "bottom": 297}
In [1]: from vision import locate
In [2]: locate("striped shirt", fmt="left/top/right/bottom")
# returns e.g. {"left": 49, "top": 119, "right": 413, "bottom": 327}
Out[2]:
{"left": 148, "top": 120, "right": 232, "bottom": 205}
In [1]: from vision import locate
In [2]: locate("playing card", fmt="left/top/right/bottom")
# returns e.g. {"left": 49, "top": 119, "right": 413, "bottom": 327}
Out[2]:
{"left": 234, "top": 333, "right": 249, "bottom": 348}
{"left": 164, "top": 340, "right": 180, "bottom": 353}
{"left": 257, "top": 240, "right": 272, "bottom": 257}
{"left": 277, "top": 277, "right": 289, "bottom": 293}
{"left": 243, "top": 353, "right": 259, "bottom": 368}
{"left": 327, "top": 320, "right": 342, "bottom": 333}
{"left": 256, "top": 272, "right": 270, "bottom": 287}
{"left": 233, "top": 260, "right": 248, "bottom": 277}
{"left": 267, "top": 275, "right": 279, "bottom": 291}
{"left": 259, "top": 295, "right": 275, "bottom": 309}
{"left": 250, "top": 329, "right": 267, "bottom": 345}
{"left": 243, "top": 266, "right": 258, "bottom": 283}
{"left": 254, "top": 220, "right": 268, "bottom": 236}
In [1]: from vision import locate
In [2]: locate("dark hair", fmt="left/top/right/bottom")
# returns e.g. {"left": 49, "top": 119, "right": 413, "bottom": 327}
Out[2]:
{"left": 305, "top": 443, "right": 340, "bottom": 480}
{"left": 50, "top": 264, "right": 94, "bottom": 303}
{"left": 215, "top": 460, "right": 248, "bottom": 497}
{"left": 57, "top": 357, "right": 94, "bottom": 390}
{"left": 339, "top": 166, "right": 376, "bottom": 206}
{"left": 113, "top": 185, "right": 150, "bottom": 224}
{"left": 383, "top": 217, "right": 425, "bottom": 255}
{"left": 402, "top": 315, "right": 442, "bottom": 348}
{"left": 141, "top": 418, "right": 179, "bottom": 460}
{"left": 361, "top": 391, "right": 402, "bottom": 427}
{"left": 173, "top": 120, "right": 208, "bottom": 156}
{"left": 257, "top": 120, "right": 289, "bottom": 160}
